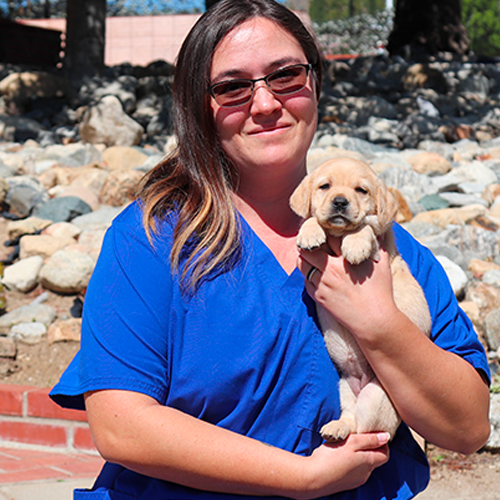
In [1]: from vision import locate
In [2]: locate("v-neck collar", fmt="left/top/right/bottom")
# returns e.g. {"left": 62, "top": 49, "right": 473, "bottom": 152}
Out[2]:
{"left": 238, "top": 213, "right": 304, "bottom": 291}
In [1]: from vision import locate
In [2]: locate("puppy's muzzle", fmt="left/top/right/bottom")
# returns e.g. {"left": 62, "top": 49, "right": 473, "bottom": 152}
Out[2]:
{"left": 332, "top": 196, "right": 349, "bottom": 214}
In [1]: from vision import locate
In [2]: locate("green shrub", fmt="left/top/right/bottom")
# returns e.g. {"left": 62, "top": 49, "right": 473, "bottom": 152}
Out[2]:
{"left": 462, "top": 0, "right": 500, "bottom": 58}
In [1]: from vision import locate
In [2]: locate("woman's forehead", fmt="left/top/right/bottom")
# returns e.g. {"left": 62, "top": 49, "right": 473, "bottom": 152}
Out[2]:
{"left": 210, "top": 17, "right": 305, "bottom": 80}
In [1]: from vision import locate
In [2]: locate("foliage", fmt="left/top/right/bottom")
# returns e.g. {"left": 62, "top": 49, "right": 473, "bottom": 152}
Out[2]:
{"left": 462, "top": 0, "right": 500, "bottom": 58}
{"left": 309, "top": 0, "right": 386, "bottom": 22}
{"left": 0, "top": 0, "right": 205, "bottom": 18}
{"left": 312, "top": 8, "right": 393, "bottom": 56}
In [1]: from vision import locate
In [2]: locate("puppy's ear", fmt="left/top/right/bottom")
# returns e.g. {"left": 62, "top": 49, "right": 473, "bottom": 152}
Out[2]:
{"left": 290, "top": 176, "right": 313, "bottom": 218}
{"left": 376, "top": 179, "right": 399, "bottom": 232}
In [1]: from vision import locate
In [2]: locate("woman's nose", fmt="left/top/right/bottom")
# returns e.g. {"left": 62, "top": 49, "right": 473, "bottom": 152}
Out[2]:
{"left": 250, "top": 82, "right": 282, "bottom": 115}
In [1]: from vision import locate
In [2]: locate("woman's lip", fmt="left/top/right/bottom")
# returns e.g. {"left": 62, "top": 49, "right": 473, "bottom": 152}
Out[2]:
{"left": 248, "top": 124, "right": 290, "bottom": 135}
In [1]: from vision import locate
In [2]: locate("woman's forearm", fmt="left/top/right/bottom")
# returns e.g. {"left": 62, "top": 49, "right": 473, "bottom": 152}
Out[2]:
{"left": 354, "top": 309, "right": 490, "bottom": 454}
{"left": 84, "top": 390, "right": 390, "bottom": 500}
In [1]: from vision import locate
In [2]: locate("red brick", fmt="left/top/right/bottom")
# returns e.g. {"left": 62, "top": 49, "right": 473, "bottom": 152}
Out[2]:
{"left": 0, "top": 420, "right": 67, "bottom": 447}
{"left": 27, "top": 388, "right": 87, "bottom": 422}
{"left": 73, "top": 426, "right": 97, "bottom": 452}
{"left": 0, "top": 384, "right": 34, "bottom": 416}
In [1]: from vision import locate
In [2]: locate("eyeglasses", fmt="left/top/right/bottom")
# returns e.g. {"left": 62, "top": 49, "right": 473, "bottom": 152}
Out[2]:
{"left": 209, "top": 63, "right": 312, "bottom": 108}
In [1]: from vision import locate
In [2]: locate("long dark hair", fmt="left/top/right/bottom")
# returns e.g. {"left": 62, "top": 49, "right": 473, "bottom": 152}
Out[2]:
{"left": 139, "top": 0, "right": 323, "bottom": 291}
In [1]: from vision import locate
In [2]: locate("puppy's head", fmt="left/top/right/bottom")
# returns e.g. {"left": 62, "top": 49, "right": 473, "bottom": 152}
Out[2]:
{"left": 290, "top": 158, "right": 398, "bottom": 236}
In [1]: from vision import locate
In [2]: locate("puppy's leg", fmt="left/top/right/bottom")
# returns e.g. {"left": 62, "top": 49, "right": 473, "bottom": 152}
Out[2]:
{"left": 296, "top": 217, "right": 327, "bottom": 251}
{"left": 341, "top": 225, "right": 380, "bottom": 265}
{"left": 392, "top": 255, "right": 432, "bottom": 336}
{"left": 320, "top": 377, "right": 357, "bottom": 441}
{"left": 355, "top": 379, "right": 401, "bottom": 439}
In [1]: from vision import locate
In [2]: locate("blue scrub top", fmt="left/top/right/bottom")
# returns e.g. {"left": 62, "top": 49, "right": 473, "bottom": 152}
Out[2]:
{"left": 50, "top": 201, "right": 489, "bottom": 500}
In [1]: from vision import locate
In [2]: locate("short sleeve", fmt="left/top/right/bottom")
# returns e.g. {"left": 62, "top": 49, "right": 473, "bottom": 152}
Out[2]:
{"left": 50, "top": 202, "right": 177, "bottom": 409}
{"left": 394, "top": 223, "right": 490, "bottom": 383}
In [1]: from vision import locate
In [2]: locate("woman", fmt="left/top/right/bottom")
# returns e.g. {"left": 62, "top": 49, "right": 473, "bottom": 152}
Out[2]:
{"left": 50, "top": 1, "right": 490, "bottom": 499}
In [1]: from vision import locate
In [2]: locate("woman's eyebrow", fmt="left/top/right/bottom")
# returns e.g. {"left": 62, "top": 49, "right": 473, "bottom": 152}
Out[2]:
{"left": 211, "top": 57, "right": 305, "bottom": 83}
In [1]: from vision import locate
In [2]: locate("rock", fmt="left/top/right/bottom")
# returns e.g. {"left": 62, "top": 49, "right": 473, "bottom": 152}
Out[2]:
{"left": 38, "top": 248, "right": 95, "bottom": 294}
{"left": 47, "top": 318, "right": 82, "bottom": 344}
{"left": 42, "top": 143, "right": 103, "bottom": 168}
{"left": 0, "top": 337, "right": 17, "bottom": 359}
{"left": 71, "top": 206, "right": 122, "bottom": 231}
{"left": 32, "top": 196, "right": 93, "bottom": 223}
{"left": 54, "top": 186, "right": 100, "bottom": 211}
{"left": 102, "top": 146, "right": 149, "bottom": 171}
{"left": 5, "top": 175, "right": 49, "bottom": 217}
{"left": 99, "top": 170, "right": 144, "bottom": 206}
{"left": 93, "top": 75, "right": 138, "bottom": 114}
{"left": 485, "top": 309, "right": 500, "bottom": 351}
{"left": 406, "top": 151, "right": 452, "bottom": 175}
{"left": 2, "top": 255, "right": 44, "bottom": 293}
{"left": 403, "top": 63, "right": 448, "bottom": 93}
{"left": 483, "top": 270, "right": 500, "bottom": 288}
{"left": 0, "top": 71, "right": 75, "bottom": 111}
{"left": 19, "top": 234, "right": 75, "bottom": 260}
{"left": 6, "top": 216, "right": 52, "bottom": 240}
{"left": 485, "top": 393, "right": 500, "bottom": 451}
{"left": 77, "top": 229, "right": 106, "bottom": 260}
{"left": 42, "top": 221, "right": 82, "bottom": 240}
{"left": 8, "top": 321, "right": 47, "bottom": 345}
{"left": 0, "top": 303, "right": 56, "bottom": 334}
{"left": 79, "top": 95, "right": 144, "bottom": 147}
{"left": 466, "top": 282, "right": 500, "bottom": 315}
{"left": 436, "top": 255, "right": 468, "bottom": 297}
{"left": 468, "top": 259, "right": 500, "bottom": 279}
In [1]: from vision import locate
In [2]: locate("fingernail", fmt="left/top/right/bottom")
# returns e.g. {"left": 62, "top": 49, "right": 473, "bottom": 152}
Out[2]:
{"left": 377, "top": 432, "right": 391, "bottom": 444}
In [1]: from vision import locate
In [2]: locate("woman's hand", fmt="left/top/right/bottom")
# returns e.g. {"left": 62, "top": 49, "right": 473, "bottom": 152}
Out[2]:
{"left": 298, "top": 236, "right": 399, "bottom": 338}
{"left": 300, "top": 433, "right": 390, "bottom": 499}
{"left": 85, "top": 390, "right": 389, "bottom": 500}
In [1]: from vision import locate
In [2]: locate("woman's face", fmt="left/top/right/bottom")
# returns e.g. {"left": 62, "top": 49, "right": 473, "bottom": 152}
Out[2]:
{"left": 210, "top": 17, "right": 318, "bottom": 186}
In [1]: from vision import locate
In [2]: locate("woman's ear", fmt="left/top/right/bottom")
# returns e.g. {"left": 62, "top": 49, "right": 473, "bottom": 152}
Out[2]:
{"left": 290, "top": 176, "right": 312, "bottom": 218}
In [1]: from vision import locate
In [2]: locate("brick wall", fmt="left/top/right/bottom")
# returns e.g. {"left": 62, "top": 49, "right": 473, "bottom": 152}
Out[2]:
{"left": 0, "top": 384, "right": 96, "bottom": 454}
{"left": 20, "top": 11, "right": 311, "bottom": 67}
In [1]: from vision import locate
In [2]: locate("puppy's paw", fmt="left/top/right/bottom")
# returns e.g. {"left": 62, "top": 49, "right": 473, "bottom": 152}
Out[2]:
{"left": 341, "top": 227, "right": 379, "bottom": 265}
{"left": 296, "top": 218, "right": 327, "bottom": 251}
{"left": 320, "top": 420, "right": 355, "bottom": 442}
{"left": 342, "top": 242, "right": 374, "bottom": 265}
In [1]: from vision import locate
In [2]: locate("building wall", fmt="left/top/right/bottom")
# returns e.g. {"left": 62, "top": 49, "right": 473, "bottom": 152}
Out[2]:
{"left": 20, "top": 11, "right": 311, "bottom": 68}
{"left": 20, "top": 14, "right": 201, "bottom": 66}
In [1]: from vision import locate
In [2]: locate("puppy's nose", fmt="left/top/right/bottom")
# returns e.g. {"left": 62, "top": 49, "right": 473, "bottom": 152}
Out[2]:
{"left": 332, "top": 196, "right": 349, "bottom": 212}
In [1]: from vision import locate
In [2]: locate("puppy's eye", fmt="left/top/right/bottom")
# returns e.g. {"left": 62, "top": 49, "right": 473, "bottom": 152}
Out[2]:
{"left": 355, "top": 187, "right": 368, "bottom": 195}
{"left": 319, "top": 183, "right": 330, "bottom": 190}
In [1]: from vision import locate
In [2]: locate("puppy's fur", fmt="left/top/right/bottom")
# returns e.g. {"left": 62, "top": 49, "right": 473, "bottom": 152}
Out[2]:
{"left": 290, "top": 158, "right": 431, "bottom": 441}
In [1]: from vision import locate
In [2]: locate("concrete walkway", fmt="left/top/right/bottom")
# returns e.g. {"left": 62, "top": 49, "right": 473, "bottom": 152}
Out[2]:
{"left": 0, "top": 446, "right": 103, "bottom": 500}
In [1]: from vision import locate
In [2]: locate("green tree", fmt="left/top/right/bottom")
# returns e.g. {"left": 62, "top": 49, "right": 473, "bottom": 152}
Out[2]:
{"left": 462, "top": 0, "right": 500, "bottom": 57}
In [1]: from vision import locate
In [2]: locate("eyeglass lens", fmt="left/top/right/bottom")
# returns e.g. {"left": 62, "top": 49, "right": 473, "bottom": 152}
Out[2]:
{"left": 210, "top": 64, "right": 310, "bottom": 108}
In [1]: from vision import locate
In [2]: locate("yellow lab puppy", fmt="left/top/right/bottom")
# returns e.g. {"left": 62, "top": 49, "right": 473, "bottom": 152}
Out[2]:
{"left": 290, "top": 158, "right": 431, "bottom": 441}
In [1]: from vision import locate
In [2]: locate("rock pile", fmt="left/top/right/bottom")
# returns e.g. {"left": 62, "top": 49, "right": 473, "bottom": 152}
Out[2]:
{"left": 0, "top": 53, "right": 500, "bottom": 449}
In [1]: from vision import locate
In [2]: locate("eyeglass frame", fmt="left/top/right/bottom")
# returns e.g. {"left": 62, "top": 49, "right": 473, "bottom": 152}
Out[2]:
{"left": 208, "top": 63, "right": 313, "bottom": 108}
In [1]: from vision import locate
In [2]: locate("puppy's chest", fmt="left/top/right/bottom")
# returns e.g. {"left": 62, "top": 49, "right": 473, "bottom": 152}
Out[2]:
{"left": 317, "top": 307, "right": 373, "bottom": 384}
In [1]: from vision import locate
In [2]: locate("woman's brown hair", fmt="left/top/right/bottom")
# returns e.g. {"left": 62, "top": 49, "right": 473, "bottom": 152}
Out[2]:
{"left": 139, "top": 0, "right": 323, "bottom": 292}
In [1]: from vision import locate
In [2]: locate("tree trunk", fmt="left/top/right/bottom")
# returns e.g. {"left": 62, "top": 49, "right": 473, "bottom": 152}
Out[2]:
{"left": 64, "top": 0, "right": 106, "bottom": 80}
{"left": 387, "top": 0, "right": 469, "bottom": 57}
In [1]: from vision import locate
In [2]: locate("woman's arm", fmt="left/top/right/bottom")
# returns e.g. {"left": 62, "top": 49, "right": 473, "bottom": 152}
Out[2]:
{"left": 299, "top": 242, "right": 490, "bottom": 455}
{"left": 85, "top": 390, "right": 390, "bottom": 500}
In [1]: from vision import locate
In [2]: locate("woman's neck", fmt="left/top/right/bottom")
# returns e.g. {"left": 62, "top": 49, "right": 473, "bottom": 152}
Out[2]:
{"left": 232, "top": 178, "right": 304, "bottom": 275}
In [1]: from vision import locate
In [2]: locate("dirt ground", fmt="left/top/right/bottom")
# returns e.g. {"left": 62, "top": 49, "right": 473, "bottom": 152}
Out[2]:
{"left": 0, "top": 219, "right": 497, "bottom": 497}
